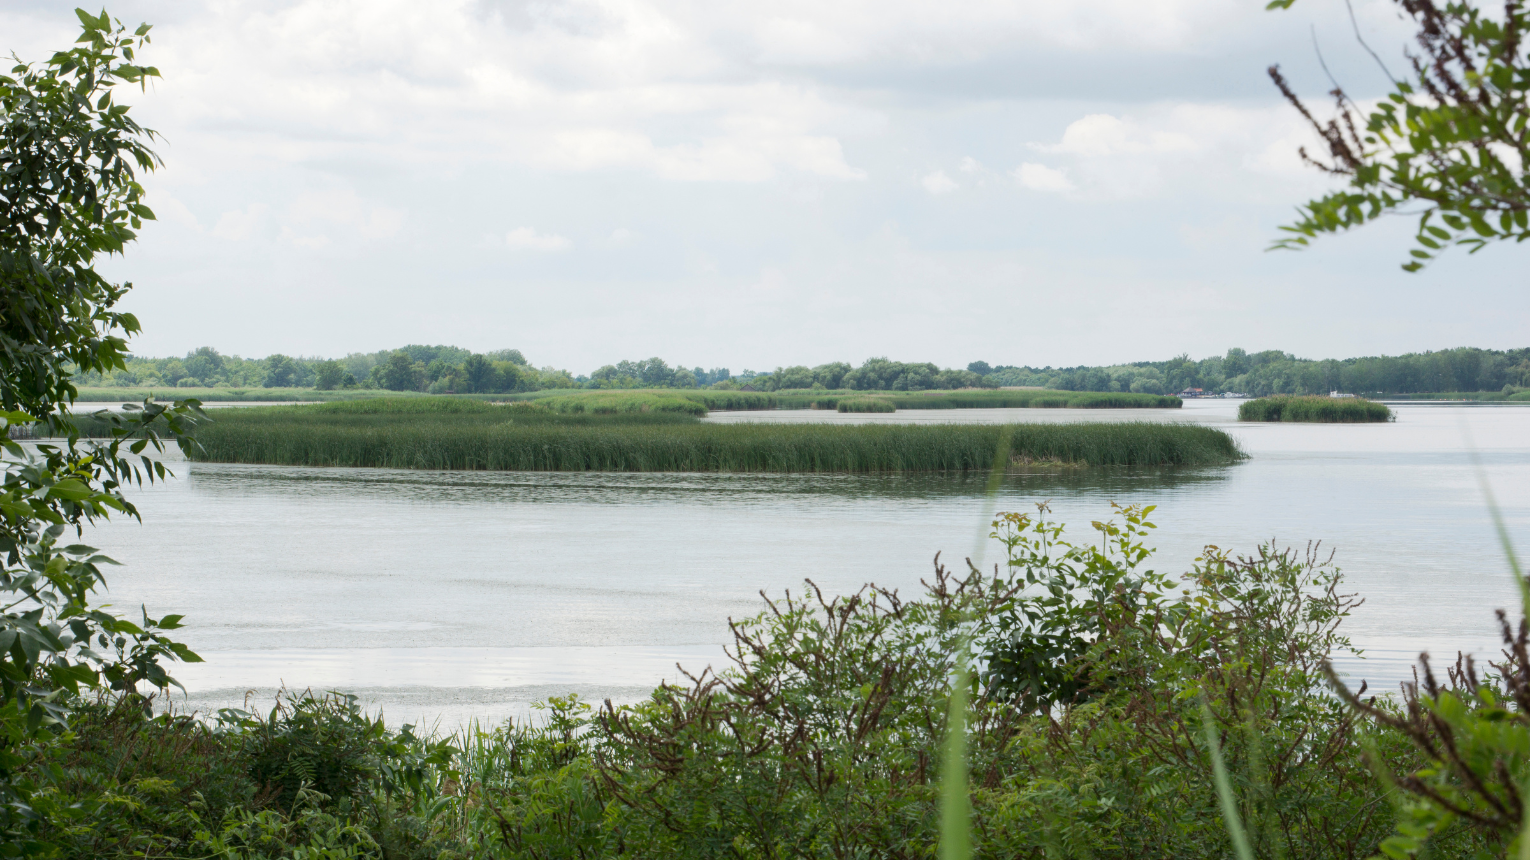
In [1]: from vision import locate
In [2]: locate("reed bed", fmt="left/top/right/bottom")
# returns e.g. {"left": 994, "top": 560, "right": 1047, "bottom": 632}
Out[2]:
{"left": 535, "top": 391, "right": 709, "bottom": 416}
{"left": 507, "top": 389, "right": 777, "bottom": 411}
{"left": 190, "top": 407, "right": 1244, "bottom": 471}
{"left": 837, "top": 397, "right": 896, "bottom": 413}
{"left": 776, "top": 389, "right": 1181, "bottom": 410}
{"left": 1238, "top": 395, "right": 1393, "bottom": 423}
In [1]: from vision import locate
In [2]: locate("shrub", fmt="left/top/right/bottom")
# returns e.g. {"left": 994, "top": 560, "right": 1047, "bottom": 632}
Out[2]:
{"left": 570, "top": 504, "right": 1407, "bottom": 859}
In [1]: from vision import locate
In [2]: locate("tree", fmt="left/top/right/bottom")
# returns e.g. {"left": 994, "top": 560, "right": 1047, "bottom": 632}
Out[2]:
{"left": 1270, "top": 0, "right": 1530, "bottom": 269}
{"left": 463, "top": 354, "right": 497, "bottom": 393}
{"left": 379, "top": 351, "right": 420, "bottom": 391}
{"left": 263, "top": 353, "right": 296, "bottom": 387}
{"left": 1, "top": 11, "right": 202, "bottom": 852}
{"left": 313, "top": 359, "right": 345, "bottom": 391}
{"left": 183, "top": 346, "right": 223, "bottom": 384}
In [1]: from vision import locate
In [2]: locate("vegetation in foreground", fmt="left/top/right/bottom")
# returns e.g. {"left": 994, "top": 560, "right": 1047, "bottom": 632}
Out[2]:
{"left": 180, "top": 399, "right": 1244, "bottom": 470}
{"left": 1239, "top": 395, "right": 1393, "bottom": 423}
{"left": 23, "top": 503, "right": 1530, "bottom": 859}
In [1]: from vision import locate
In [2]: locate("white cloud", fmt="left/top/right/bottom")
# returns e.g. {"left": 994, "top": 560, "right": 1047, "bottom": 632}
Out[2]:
{"left": 921, "top": 170, "right": 957, "bottom": 194}
{"left": 212, "top": 203, "right": 270, "bottom": 241}
{"left": 1012, "top": 163, "right": 1075, "bottom": 193}
{"left": 1036, "top": 113, "right": 1197, "bottom": 157}
{"left": 958, "top": 157, "right": 982, "bottom": 174}
{"left": 286, "top": 189, "right": 406, "bottom": 240}
{"left": 611, "top": 227, "right": 638, "bottom": 243}
{"left": 505, "top": 227, "right": 573, "bottom": 252}
{"left": 279, "top": 226, "right": 331, "bottom": 249}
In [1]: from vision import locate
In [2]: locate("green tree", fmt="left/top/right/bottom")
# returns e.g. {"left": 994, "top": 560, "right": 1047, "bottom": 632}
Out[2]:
{"left": 183, "top": 346, "right": 224, "bottom": 384}
{"left": 379, "top": 351, "right": 420, "bottom": 391}
{"left": 1270, "top": 0, "right": 1530, "bottom": 269}
{"left": 463, "top": 354, "right": 497, "bottom": 393}
{"left": 263, "top": 353, "right": 297, "bottom": 387}
{"left": 0, "top": 10, "right": 203, "bottom": 853}
{"left": 313, "top": 359, "right": 345, "bottom": 391}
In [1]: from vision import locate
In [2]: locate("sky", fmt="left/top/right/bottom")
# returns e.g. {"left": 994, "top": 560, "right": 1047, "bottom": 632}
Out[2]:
{"left": 5, "top": 0, "right": 1527, "bottom": 375}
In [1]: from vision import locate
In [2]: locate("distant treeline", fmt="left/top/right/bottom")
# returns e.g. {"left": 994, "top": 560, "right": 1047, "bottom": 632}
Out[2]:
{"left": 72, "top": 344, "right": 1530, "bottom": 397}
{"left": 975, "top": 345, "right": 1530, "bottom": 396}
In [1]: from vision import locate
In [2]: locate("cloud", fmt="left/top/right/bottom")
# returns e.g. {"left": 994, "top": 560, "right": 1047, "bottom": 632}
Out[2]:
{"left": 287, "top": 189, "right": 406, "bottom": 240}
{"left": 1012, "top": 163, "right": 1074, "bottom": 193}
{"left": 1037, "top": 113, "right": 1195, "bottom": 156}
{"left": 505, "top": 227, "right": 573, "bottom": 251}
{"left": 212, "top": 203, "right": 270, "bottom": 241}
{"left": 921, "top": 170, "right": 957, "bottom": 194}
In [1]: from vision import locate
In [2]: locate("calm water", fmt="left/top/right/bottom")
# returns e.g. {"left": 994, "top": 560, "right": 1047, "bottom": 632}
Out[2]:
{"left": 84, "top": 400, "right": 1530, "bottom": 726}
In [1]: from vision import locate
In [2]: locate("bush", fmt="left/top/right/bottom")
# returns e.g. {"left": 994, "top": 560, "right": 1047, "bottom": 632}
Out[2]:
{"left": 558, "top": 504, "right": 1410, "bottom": 858}
{"left": 36, "top": 692, "right": 466, "bottom": 859}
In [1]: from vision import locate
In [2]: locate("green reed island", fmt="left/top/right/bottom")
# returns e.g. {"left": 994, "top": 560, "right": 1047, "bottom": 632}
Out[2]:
{"left": 1238, "top": 395, "right": 1393, "bottom": 423}
{"left": 179, "top": 396, "right": 1243, "bottom": 471}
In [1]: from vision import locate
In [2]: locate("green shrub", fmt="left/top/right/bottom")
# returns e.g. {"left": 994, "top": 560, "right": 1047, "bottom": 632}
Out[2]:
{"left": 836, "top": 397, "right": 895, "bottom": 413}
{"left": 568, "top": 504, "right": 1412, "bottom": 859}
{"left": 1239, "top": 395, "right": 1392, "bottom": 422}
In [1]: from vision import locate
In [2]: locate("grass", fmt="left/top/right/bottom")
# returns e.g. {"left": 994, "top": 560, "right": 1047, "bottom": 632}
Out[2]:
{"left": 1377, "top": 391, "right": 1530, "bottom": 402}
{"left": 837, "top": 397, "right": 896, "bottom": 413}
{"left": 535, "top": 391, "right": 709, "bottom": 416}
{"left": 71, "top": 386, "right": 383, "bottom": 402}
{"left": 774, "top": 389, "right": 1182, "bottom": 410}
{"left": 1238, "top": 395, "right": 1393, "bottom": 423}
{"left": 182, "top": 400, "right": 1245, "bottom": 471}
{"left": 504, "top": 389, "right": 777, "bottom": 411}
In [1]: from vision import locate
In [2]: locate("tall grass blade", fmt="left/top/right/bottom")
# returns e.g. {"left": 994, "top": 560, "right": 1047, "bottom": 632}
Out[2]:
{"left": 1200, "top": 699, "right": 1255, "bottom": 860}
{"left": 971, "top": 425, "right": 1015, "bottom": 571}
{"left": 940, "top": 646, "right": 972, "bottom": 860}
{"left": 1461, "top": 423, "right": 1530, "bottom": 860}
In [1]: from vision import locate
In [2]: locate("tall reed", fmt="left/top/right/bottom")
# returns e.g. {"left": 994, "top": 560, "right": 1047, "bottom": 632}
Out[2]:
{"left": 1238, "top": 396, "right": 1392, "bottom": 423}
{"left": 776, "top": 390, "right": 1181, "bottom": 410}
{"left": 837, "top": 397, "right": 896, "bottom": 413}
{"left": 190, "top": 411, "right": 1245, "bottom": 471}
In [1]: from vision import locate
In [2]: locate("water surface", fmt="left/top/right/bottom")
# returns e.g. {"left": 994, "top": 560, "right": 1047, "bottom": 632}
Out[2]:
{"left": 86, "top": 400, "right": 1530, "bottom": 725}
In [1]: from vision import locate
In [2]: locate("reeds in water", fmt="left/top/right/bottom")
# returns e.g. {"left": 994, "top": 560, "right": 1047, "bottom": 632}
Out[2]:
{"left": 1238, "top": 396, "right": 1392, "bottom": 423}
{"left": 837, "top": 398, "right": 896, "bottom": 413}
{"left": 190, "top": 408, "right": 1245, "bottom": 471}
{"left": 775, "top": 390, "right": 1181, "bottom": 410}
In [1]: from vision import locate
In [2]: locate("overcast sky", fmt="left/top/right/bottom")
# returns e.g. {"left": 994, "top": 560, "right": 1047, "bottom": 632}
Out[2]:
{"left": 6, "top": 0, "right": 1526, "bottom": 373}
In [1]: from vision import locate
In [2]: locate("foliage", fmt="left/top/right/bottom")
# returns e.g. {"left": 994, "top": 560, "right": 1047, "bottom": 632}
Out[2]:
{"left": 539, "top": 505, "right": 1404, "bottom": 859}
{"left": 778, "top": 389, "right": 1183, "bottom": 410}
{"left": 30, "top": 691, "right": 465, "bottom": 859}
{"left": 836, "top": 396, "right": 896, "bottom": 412}
{"left": 504, "top": 389, "right": 778, "bottom": 411}
{"left": 1268, "top": 0, "right": 1530, "bottom": 270}
{"left": 536, "top": 391, "right": 709, "bottom": 416}
{"left": 188, "top": 405, "right": 1247, "bottom": 471}
{"left": 1239, "top": 395, "right": 1394, "bottom": 422}
{"left": 0, "top": 11, "right": 207, "bottom": 855}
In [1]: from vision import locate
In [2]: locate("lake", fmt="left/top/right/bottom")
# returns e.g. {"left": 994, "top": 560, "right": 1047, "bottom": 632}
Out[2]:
{"left": 85, "top": 399, "right": 1530, "bottom": 727}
